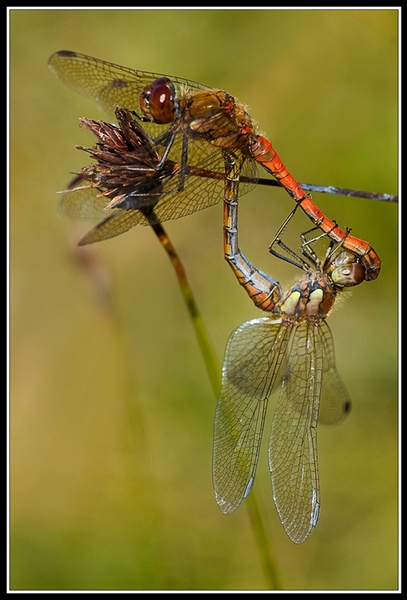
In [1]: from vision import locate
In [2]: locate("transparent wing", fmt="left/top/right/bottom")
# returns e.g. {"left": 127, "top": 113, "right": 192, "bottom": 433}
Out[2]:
{"left": 78, "top": 210, "right": 148, "bottom": 245}
{"left": 59, "top": 170, "right": 224, "bottom": 243}
{"left": 213, "top": 317, "right": 290, "bottom": 514}
{"left": 58, "top": 146, "right": 257, "bottom": 243}
{"left": 48, "top": 50, "right": 208, "bottom": 125}
{"left": 59, "top": 185, "right": 118, "bottom": 220}
{"left": 269, "top": 319, "right": 324, "bottom": 544}
{"left": 318, "top": 322, "right": 352, "bottom": 426}
{"left": 74, "top": 178, "right": 232, "bottom": 244}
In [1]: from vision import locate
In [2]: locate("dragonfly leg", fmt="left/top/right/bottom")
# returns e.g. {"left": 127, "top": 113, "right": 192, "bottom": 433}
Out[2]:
{"left": 268, "top": 206, "right": 311, "bottom": 270}
{"left": 154, "top": 129, "right": 177, "bottom": 166}
{"left": 153, "top": 127, "right": 189, "bottom": 194}
{"left": 175, "top": 134, "right": 188, "bottom": 193}
{"left": 297, "top": 221, "right": 342, "bottom": 267}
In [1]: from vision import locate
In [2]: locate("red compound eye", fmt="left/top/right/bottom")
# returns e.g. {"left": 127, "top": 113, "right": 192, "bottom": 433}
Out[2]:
{"left": 140, "top": 77, "right": 176, "bottom": 124}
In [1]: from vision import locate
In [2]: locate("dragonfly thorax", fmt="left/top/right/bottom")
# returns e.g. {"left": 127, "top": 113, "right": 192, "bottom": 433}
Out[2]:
{"left": 180, "top": 90, "right": 255, "bottom": 149}
{"left": 280, "top": 274, "right": 337, "bottom": 319}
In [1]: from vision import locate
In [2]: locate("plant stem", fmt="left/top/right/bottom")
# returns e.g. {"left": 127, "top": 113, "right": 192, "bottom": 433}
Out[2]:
{"left": 151, "top": 221, "right": 281, "bottom": 590}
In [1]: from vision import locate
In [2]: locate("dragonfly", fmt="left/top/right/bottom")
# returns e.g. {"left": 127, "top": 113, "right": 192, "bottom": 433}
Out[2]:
{"left": 213, "top": 153, "right": 370, "bottom": 544}
{"left": 48, "top": 50, "right": 390, "bottom": 280}
{"left": 57, "top": 104, "right": 382, "bottom": 287}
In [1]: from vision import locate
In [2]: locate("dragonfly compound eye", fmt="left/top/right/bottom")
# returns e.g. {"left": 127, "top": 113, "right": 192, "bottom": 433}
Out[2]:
{"left": 139, "top": 77, "right": 176, "bottom": 124}
{"left": 328, "top": 250, "right": 366, "bottom": 287}
{"left": 331, "top": 262, "right": 366, "bottom": 287}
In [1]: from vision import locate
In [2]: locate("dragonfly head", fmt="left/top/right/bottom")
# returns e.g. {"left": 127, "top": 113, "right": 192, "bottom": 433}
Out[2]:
{"left": 328, "top": 251, "right": 366, "bottom": 288}
{"left": 139, "top": 77, "right": 177, "bottom": 124}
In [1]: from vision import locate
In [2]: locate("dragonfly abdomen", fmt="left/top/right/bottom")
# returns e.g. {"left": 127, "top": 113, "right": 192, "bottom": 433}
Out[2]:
{"left": 223, "top": 172, "right": 281, "bottom": 312}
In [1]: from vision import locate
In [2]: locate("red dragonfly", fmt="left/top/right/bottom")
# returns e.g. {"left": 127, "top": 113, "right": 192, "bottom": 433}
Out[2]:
{"left": 49, "top": 51, "right": 386, "bottom": 281}
{"left": 214, "top": 153, "right": 368, "bottom": 544}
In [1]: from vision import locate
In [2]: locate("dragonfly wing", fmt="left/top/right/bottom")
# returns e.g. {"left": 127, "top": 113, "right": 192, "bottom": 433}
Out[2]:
{"left": 213, "top": 317, "right": 290, "bottom": 514}
{"left": 61, "top": 149, "right": 257, "bottom": 231}
{"left": 269, "top": 320, "right": 323, "bottom": 544}
{"left": 48, "top": 51, "right": 207, "bottom": 125}
{"left": 140, "top": 141, "right": 257, "bottom": 224}
{"left": 59, "top": 170, "right": 223, "bottom": 235}
{"left": 318, "top": 321, "right": 352, "bottom": 426}
{"left": 78, "top": 210, "right": 148, "bottom": 245}
{"left": 150, "top": 171, "right": 223, "bottom": 224}
{"left": 59, "top": 185, "right": 115, "bottom": 220}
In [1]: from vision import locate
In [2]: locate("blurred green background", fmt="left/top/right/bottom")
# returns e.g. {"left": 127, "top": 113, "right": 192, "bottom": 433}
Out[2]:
{"left": 10, "top": 8, "right": 398, "bottom": 591}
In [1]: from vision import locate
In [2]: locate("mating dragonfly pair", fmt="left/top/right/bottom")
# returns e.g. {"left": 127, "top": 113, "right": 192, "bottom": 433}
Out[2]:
{"left": 49, "top": 51, "right": 385, "bottom": 544}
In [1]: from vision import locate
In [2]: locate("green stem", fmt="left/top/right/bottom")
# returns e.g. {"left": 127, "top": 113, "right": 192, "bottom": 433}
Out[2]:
{"left": 152, "top": 222, "right": 281, "bottom": 590}
{"left": 151, "top": 222, "right": 221, "bottom": 396}
{"left": 246, "top": 491, "right": 281, "bottom": 590}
